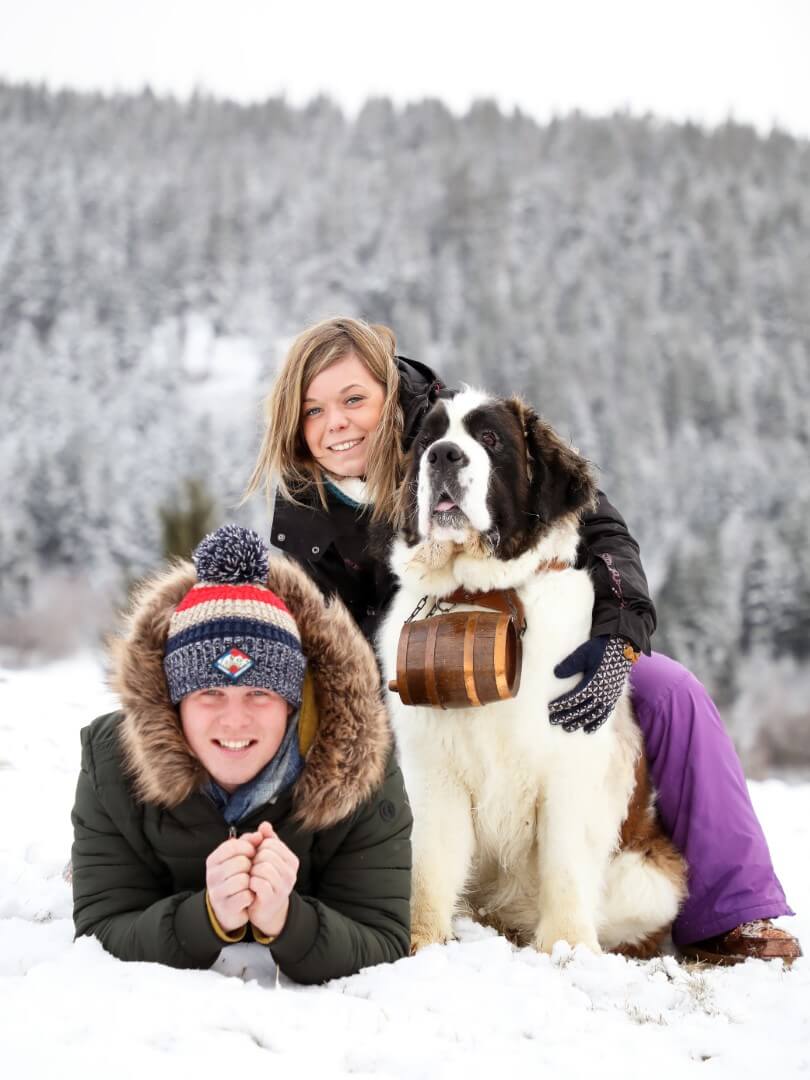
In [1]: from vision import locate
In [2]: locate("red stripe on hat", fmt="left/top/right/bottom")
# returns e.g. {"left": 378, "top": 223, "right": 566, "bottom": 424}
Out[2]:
{"left": 175, "top": 585, "right": 291, "bottom": 614}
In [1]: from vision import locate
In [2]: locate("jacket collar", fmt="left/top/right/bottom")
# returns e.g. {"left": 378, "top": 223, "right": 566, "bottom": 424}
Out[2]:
{"left": 111, "top": 556, "right": 391, "bottom": 832}
{"left": 395, "top": 354, "right": 444, "bottom": 449}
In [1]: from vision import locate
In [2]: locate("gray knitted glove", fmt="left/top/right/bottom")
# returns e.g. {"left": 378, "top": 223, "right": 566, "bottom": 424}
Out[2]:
{"left": 548, "top": 635, "right": 637, "bottom": 734}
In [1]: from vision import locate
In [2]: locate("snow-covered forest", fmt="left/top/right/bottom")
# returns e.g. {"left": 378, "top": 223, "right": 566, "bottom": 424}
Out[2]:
{"left": 1, "top": 82, "right": 809, "bottom": 767}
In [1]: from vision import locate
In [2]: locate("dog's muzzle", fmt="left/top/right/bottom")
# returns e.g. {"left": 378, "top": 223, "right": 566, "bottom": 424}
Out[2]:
{"left": 425, "top": 441, "right": 469, "bottom": 525}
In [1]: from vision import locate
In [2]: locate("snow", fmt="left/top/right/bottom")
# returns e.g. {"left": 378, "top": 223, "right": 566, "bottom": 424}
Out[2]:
{"left": 180, "top": 316, "right": 262, "bottom": 415}
{"left": 1, "top": 655, "right": 807, "bottom": 1078}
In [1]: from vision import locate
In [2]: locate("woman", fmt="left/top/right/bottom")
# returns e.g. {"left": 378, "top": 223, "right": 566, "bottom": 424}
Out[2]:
{"left": 71, "top": 524, "right": 411, "bottom": 983}
{"left": 245, "top": 316, "right": 801, "bottom": 965}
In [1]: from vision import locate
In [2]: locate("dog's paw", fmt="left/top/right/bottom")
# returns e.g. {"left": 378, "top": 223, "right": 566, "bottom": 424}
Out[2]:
{"left": 534, "top": 921, "right": 602, "bottom": 955}
{"left": 410, "top": 912, "right": 454, "bottom": 953}
{"left": 409, "top": 929, "right": 452, "bottom": 954}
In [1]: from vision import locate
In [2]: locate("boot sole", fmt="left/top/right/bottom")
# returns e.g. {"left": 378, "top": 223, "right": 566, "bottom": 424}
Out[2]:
{"left": 680, "top": 945, "right": 800, "bottom": 967}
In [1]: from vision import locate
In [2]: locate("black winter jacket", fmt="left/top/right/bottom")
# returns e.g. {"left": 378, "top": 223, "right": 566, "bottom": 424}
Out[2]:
{"left": 271, "top": 357, "right": 657, "bottom": 653}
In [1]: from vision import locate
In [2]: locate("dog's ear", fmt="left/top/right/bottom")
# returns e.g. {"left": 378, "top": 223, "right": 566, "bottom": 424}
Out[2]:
{"left": 507, "top": 398, "right": 597, "bottom": 524}
{"left": 393, "top": 447, "right": 421, "bottom": 546}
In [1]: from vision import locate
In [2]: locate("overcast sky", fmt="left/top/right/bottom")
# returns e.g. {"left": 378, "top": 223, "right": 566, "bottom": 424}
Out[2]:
{"left": 1, "top": 0, "right": 809, "bottom": 137}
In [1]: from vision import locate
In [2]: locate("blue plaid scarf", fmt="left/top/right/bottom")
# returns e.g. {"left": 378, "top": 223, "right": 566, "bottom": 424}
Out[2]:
{"left": 206, "top": 713, "right": 305, "bottom": 825}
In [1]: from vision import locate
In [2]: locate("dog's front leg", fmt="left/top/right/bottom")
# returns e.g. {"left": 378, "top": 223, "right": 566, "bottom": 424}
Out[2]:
{"left": 533, "top": 777, "right": 612, "bottom": 954}
{"left": 405, "top": 759, "right": 475, "bottom": 952}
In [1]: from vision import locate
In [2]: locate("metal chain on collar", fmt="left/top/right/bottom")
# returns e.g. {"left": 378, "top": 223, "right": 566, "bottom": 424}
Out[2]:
{"left": 406, "top": 595, "right": 459, "bottom": 622}
{"left": 503, "top": 591, "right": 527, "bottom": 638}
{"left": 426, "top": 597, "right": 456, "bottom": 618}
{"left": 405, "top": 596, "right": 429, "bottom": 623}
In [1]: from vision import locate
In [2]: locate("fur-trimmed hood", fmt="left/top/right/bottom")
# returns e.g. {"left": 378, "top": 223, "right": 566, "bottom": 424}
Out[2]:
{"left": 110, "top": 555, "right": 391, "bottom": 832}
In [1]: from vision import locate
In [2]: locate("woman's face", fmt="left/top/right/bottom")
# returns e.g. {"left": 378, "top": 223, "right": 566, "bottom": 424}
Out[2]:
{"left": 301, "top": 353, "right": 386, "bottom": 478}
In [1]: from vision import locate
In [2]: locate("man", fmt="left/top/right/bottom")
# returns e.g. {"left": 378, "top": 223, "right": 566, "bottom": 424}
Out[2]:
{"left": 72, "top": 525, "right": 411, "bottom": 983}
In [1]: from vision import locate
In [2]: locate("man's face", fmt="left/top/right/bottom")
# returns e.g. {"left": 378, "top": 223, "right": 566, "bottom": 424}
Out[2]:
{"left": 180, "top": 685, "right": 292, "bottom": 792}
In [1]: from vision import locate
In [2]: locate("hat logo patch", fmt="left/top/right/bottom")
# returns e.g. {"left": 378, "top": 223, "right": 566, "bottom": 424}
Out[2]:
{"left": 213, "top": 647, "right": 255, "bottom": 680}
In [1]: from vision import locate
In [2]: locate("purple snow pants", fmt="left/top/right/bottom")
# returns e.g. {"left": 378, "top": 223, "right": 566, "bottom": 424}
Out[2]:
{"left": 631, "top": 652, "right": 794, "bottom": 946}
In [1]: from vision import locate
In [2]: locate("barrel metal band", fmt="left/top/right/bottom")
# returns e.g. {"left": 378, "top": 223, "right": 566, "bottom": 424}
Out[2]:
{"left": 423, "top": 617, "right": 442, "bottom": 708}
{"left": 463, "top": 612, "right": 481, "bottom": 706}
{"left": 493, "top": 617, "right": 510, "bottom": 699}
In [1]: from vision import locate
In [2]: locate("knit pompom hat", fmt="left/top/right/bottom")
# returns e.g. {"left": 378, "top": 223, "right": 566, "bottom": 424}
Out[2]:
{"left": 163, "top": 525, "right": 306, "bottom": 706}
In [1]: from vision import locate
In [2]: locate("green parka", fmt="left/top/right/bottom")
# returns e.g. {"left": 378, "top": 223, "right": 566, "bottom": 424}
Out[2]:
{"left": 71, "top": 556, "right": 412, "bottom": 985}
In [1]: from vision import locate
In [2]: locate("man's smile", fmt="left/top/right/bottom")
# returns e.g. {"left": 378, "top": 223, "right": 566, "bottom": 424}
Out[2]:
{"left": 213, "top": 738, "right": 257, "bottom": 753}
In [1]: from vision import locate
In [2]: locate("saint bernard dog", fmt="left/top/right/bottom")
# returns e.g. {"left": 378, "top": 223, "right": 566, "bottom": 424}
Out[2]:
{"left": 379, "top": 388, "right": 686, "bottom": 957}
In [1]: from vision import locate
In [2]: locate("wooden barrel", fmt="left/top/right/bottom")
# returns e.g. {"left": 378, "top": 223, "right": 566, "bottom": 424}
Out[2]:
{"left": 388, "top": 610, "right": 522, "bottom": 709}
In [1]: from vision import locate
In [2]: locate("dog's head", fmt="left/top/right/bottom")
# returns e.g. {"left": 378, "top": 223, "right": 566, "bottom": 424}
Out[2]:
{"left": 397, "top": 388, "right": 597, "bottom": 562}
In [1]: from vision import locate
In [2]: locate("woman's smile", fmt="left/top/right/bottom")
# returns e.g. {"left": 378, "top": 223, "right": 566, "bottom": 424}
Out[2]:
{"left": 328, "top": 437, "right": 364, "bottom": 453}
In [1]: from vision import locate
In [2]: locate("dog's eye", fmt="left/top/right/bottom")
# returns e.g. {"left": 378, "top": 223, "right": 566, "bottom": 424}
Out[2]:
{"left": 480, "top": 430, "right": 499, "bottom": 449}
{"left": 417, "top": 430, "right": 435, "bottom": 453}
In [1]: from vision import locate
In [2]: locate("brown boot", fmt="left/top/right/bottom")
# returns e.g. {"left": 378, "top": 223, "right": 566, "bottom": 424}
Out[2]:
{"left": 680, "top": 920, "right": 803, "bottom": 966}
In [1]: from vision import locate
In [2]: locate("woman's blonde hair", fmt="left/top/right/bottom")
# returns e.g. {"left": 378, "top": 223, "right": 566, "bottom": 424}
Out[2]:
{"left": 244, "top": 317, "right": 404, "bottom": 523}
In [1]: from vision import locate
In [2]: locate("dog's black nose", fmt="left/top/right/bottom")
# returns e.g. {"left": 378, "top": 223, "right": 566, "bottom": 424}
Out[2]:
{"left": 427, "top": 441, "right": 468, "bottom": 468}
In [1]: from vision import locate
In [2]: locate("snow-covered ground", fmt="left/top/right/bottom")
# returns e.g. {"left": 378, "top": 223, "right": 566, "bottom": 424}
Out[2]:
{"left": 1, "top": 655, "right": 807, "bottom": 1079}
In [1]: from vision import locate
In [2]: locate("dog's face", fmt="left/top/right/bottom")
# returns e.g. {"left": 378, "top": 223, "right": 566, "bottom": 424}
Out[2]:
{"left": 399, "top": 389, "right": 596, "bottom": 560}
